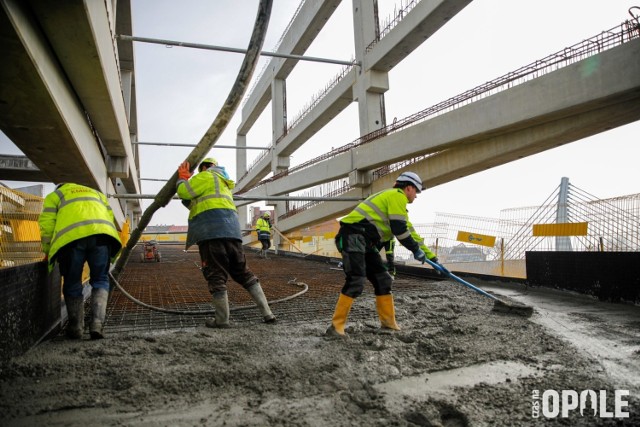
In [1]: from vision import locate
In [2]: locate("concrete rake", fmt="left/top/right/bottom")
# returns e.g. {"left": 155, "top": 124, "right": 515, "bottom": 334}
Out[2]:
{"left": 423, "top": 258, "right": 534, "bottom": 317}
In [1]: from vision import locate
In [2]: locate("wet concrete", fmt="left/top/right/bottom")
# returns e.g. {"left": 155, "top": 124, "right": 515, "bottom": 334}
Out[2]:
{"left": 480, "top": 280, "right": 640, "bottom": 394}
{"left": 1, "top": 251, "right": 638, "bottom": 426}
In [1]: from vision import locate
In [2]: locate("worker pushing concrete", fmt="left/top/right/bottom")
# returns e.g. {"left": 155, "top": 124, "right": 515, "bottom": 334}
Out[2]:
{"left": 177, "top": 158, "right": 276, "bottom": 328}
{"left": 38, "top": 183, "right": 122, "bottom": 340}
{"left": 328, "top": 172, "right": 446, "bottom": 336}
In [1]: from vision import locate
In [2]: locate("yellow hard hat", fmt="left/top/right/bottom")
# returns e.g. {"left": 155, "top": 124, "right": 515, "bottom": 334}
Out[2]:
{"left": 202, "top": 157, "right": 217, "bottom": 165}
{"left": 199, "top": 157, "right": 218, "bottom": 171}
{"left": 263, "top": 212, "right": 270, "bottom": 217}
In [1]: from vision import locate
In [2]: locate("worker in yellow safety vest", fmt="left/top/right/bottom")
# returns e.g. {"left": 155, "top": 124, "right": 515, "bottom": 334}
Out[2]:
{"left": 328, "top": 172, "right": 445, "bottom": 336}
{"left": 255, "top": 212, "right": 272, "bottom": 258}
{"left": 177, "top": 157, "right": 276, "bottom": 328}
{"left": 38, "top": 183, "right": 122, "bottom": 340}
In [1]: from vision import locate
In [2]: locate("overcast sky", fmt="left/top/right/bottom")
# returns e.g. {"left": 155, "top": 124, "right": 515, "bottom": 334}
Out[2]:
{"left": 2, "top": 0, "right": 639, "bottom": 227}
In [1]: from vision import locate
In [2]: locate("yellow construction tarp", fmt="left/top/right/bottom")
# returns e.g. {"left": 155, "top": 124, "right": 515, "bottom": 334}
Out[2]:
{"left": 532, "top": 222, "right": 588, "bottom": 236}
{"left": 456, "top": 231, "right": 496, "bottom": 247}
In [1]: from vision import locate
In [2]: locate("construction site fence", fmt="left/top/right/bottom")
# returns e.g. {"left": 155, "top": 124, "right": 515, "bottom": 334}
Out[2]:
{"left": 0, "top": 186, "right": 133, "bottom": 272}
{"left": 0, "top": 187, "right": 44, "bottom": 269}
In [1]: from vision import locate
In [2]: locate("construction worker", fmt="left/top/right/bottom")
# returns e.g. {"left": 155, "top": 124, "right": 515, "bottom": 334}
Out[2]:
{"left": 177, "top": 158, "right": 276, "bottom": 328}
{"left": 38, "top": 183, "right": 122, "bottom": 340}
{"left": 255, "top": 212, "right": 272, "bottom": 258}
{"left": 328, "top": 171, "right": 445, "bottom": 336}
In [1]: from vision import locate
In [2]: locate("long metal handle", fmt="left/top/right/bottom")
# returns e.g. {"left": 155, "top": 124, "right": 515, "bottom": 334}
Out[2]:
{"left": 423, "top": 258, "right": 499, "bottom": 302}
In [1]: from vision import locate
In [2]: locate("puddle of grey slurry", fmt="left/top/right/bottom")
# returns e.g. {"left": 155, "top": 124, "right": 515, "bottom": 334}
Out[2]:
{"left": 478, "top": 280, "right": 640, "bottom": 393}
{"left": 375, "top": 360, "right": 539, "bottom": 399}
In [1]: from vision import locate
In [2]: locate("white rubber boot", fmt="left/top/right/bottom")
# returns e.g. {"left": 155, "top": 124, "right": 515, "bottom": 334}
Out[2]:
{"left": 247, "top": 283, "right": 276, "bottom": 323}
{"left": 205, "top": 291, "right": 230, "bottom": 328}
{"left": 65, "top": 297, "right": 84, "bottom": 339}
{"left": 90, "top": 288, "right": 109, "bottom": 340}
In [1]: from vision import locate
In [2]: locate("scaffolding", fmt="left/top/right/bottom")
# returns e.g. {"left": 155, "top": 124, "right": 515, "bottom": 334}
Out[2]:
{"left": 393, "top": 186, "right": 640, "bottom": 279}
{"left": 0, "top": 186, "right": 45, "bottom": 269}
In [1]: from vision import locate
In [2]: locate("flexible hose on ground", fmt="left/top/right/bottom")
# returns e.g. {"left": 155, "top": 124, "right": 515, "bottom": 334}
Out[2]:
{"left": 108, "top": 271, "right": 308, "bottom": 316}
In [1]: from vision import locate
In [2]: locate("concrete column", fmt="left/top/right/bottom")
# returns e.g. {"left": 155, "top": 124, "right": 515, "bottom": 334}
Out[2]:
{"left": 121, "top": 69, "right": 132, "bottom": 122}
{"left": 556, "top": 177, "right": 572, "bottom": 251}
{"left": 271, "top": 78, "right": 290, "bottom": 173}
{"left": 236, "top": 134, "right": 248, "bottom": 230}
{"left": 271, "top": 78, "right": 287, "bottom": 141}
{"left": 236, "top": 134, "right": 247, "bottom": 179}
{"left": 352, "top": 0, "right": 388, "bottom": 135}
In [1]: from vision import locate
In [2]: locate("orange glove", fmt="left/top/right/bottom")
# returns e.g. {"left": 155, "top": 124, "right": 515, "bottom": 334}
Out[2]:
{"left": 178, "top": 161, "right": 192, "bottom": 181}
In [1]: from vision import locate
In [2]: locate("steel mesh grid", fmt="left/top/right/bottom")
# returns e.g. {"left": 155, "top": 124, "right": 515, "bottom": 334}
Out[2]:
{"left": 102, "top": 245, "right": 428, "bottom": 334}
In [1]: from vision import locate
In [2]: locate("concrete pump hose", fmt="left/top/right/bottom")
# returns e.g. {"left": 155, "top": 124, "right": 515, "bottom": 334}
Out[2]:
{"left": 108, "top": 271, "right": 308, "bottom": 316}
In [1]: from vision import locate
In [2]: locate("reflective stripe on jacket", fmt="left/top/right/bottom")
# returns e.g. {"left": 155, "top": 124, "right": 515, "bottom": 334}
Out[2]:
{"left": 177, "top": 168, "right": 237, "bottom": 220}
{"left": 38, "top": 183, "right": 122, "bottom": 270}
{"left": 407, "top": 220, "right": 436, "bottom": 259}
{"left": 177, "top": 167, "right": 241, "bottom": 248}
{"left": 340, "top": 188, "right": 411, "bottom": 243}
{"left": 256, "top": 218, "right": 271, "bottom": 234}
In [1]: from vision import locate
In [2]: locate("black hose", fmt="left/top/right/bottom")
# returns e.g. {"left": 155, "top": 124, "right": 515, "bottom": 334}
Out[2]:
{"left": 108, "top": 271, "right": 307, "bottom": 315}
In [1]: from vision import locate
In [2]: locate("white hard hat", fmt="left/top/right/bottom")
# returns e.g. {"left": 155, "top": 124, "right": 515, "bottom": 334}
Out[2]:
{"left": 396, "top": 172, "right": 423, "bottom": 193}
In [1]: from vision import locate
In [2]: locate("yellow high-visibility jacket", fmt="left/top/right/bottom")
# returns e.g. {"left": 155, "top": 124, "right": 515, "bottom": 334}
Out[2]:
{"left": 177, "top": 168, "right": 236, "bottom": 219}
{"left": 256, "top": 218, "right": 271, "bottom": 232}
{"left": 341, "top": 188, "right": 435, "bottom": 257}
{"left": 176, "top": 167, "right": 242, "bottom": 248}
{"left": 38, "top": 183, "right": 122, "bottom": 271}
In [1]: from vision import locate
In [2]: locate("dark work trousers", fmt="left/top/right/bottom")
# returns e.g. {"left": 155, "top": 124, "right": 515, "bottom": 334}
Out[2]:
{"left": 336, "top": 225, "right": 393, "bottom": 298}
{"left": 383, "top": 240, "right": 396, "bottom": 275}
{"left": 57, "top": 235, "right": 111, "bottom": 298}
{"left": 259, "top": 237, "right": 271, "bottom": 251}
{"left": 198, "top": 239, "right": 258, "bottom": 294}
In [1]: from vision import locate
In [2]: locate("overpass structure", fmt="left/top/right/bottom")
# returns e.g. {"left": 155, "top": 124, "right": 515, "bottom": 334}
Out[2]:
{"left": 234, "top": 0, "right": 640, "bottom": 237}
{"left": 0, "top": 0, "right": 639, "bottom": 239}
{"left": 0, "top": 0, "right": 141, "bottom": 228}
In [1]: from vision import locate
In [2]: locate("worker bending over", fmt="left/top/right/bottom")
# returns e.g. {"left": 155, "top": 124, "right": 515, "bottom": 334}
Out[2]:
{"left": 328, "top": 172, "right": 444, "bottom": 336}
{"left": 38, "top": 183, "right": 122, "bottom": 340}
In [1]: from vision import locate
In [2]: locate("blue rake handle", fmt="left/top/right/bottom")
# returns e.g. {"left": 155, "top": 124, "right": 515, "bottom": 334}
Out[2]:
{"left": 423, "top": 258, "right": 500, "bottom": 302}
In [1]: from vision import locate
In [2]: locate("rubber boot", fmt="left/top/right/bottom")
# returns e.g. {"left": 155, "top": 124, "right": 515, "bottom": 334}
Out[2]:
{"left": 90, "top": 288, "right": 109, "bottom": 340}
{"left": 205, "top": 291, "right": 230, "bottom": 328}
{"left": 65, "top": 297, "right": 84, "bottom": 339}
{"left": 326, "top": 293, "right": 354, "bottom": 336}
{"left": 376, "top": 294, "right": 401, "bottom": 331}
{"left": 247, "top": 283, "right": 276, "bottom": 323}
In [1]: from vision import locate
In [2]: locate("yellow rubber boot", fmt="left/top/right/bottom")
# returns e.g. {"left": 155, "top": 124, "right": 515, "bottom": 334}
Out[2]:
{"left": 326, "top": 293, "right": 354, "bottom": 336}
{"left": 376, "top": 294, "right": 401, "bottom": 331}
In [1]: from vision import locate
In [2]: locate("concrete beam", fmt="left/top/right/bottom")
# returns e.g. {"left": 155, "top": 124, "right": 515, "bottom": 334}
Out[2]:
{"left": 365, "top": 0, "right": 472, "bottom": 72}
{"left": 237, "top": 0, "right": 342, "bottom": 135}
{"left": 275, "top": 68, "right": 357, "bottom": 157}
{"left": 27, "top": 0, "right": 140, "bottom": 195}
{"left": 0, "top": 0, "right": 108, "bottom": 188}
{"left": 237, "top": 40, "right": 640, "bottom": 215}
{"left": 0, "top": 154, "right": 48, "bottom": 182}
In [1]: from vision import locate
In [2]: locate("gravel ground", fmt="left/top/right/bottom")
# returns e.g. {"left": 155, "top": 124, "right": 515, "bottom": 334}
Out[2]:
{"left": 1, "top": 255, "right": 638, "bottom": 426}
